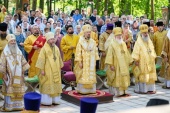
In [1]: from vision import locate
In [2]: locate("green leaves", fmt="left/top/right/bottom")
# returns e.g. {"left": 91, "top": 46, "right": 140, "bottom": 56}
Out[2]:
{"left": 112, "top": 0, "right": 168, "bottom": 20}
{"left": 8, "top": 0, "right": 169, "bottom": 20}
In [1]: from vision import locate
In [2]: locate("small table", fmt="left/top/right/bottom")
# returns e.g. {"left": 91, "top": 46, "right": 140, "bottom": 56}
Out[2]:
{"left": 0, "top": 79, "right": 3, "bottom": 100}
{"left": 96, "top": 67, "right": 134, "bottom": 89}
{"left": 96, "top": 70, "right": 107, "bottom": 89}
{"left": 25, "top": 75, "right": 39, "bottom": 92}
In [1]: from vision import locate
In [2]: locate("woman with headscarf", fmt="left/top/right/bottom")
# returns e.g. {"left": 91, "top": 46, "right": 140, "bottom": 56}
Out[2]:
{"left": 54, "top": 27, "right": 64, "bottom": 59}
{"left": 122, "top": 22, "right": 133, "bottom": 53}
{"left": 14, "top": 25, "right": 27, "bottom": 60}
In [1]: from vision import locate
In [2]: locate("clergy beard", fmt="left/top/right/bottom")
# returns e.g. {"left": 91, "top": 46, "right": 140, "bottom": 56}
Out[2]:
{"left": 33, "top": 32, "right": 39, "bottom": 37}
{"left": 141, "top": 35, "right": 149, "bottom": 42}
{"left": 0, "top": 34, "right": 7, "bottom": 40}
{"left": 85, "top": 34, "right": 90, "bottom": 40}
{"left": 85, "top": 37, "right": 90, "bottom": 40}
{"left": 8, "top": 44, "right": 17, "bottom": 54}
{"left": 68, "top": 31, "right": 74, "bottom": 35}
{"left": 115, "top": 38, "right": 123, "bottom": 44}
{"left": 50, "top": 43, "right": 55, "bottom": 47}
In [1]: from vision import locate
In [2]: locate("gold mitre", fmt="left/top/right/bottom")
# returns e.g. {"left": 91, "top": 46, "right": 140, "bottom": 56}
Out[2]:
{"left": 82, "top": 24, "right": 92, "bottom": 33}
{"left": 139, "top": 24, "right": 148, "bottom": 33}
{"left": 45, "top": 32, "right": 54, "bottom": 41}
{"left": 6, "top": 34, "right": 16, "bottom": 43}
{"left": 113, "top": 27, "right": 122, "bottom": 36}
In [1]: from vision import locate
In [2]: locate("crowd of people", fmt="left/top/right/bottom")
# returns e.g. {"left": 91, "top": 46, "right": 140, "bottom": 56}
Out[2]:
{"left": 0, "top": 4, "right": 169, "bottom": 112}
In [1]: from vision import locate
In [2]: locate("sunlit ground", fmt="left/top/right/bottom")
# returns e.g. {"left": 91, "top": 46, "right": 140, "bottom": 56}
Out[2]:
{"left": 0, "top": 77, "right": 169, "bottom": 113}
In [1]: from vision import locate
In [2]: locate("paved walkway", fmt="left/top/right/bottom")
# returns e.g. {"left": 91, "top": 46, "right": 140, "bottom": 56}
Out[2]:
{"left": 0, "top": 82, "right": 169, "bottom": 113}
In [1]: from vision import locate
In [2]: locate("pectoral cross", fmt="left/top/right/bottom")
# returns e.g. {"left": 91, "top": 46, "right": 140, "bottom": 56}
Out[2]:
{"left": 12, "top": 60, "right": 19, "bottom": 66}
{"left": 6, "top": 52, "right": 12, "bottom": 60}
{"left": 147, "top": 48, "right": 151, "bottom": 54}
{"left": 53, "top": 56, "right": 56, "bottom": 61}
{"left": 88, "top": 46, "right": 92, "bottom": 52}
{"left": 120, "top": 45, "right": 125, "bottom": 54}
{"left": 121, "top": 50, "right": 125, "bottom": 54}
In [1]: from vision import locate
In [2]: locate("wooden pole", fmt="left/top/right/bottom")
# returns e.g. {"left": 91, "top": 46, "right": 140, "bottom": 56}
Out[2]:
{"left": 130, "top": 0, "right": 132, "bottom": 14}
{"left": 32, "top": 0, "right": 37, "bottom": 10}
{"left": 39, "top": 0, "right": 44, "bottom": 12}
{"left": 151, "top": 0, "right": 154, "bottom": 20}
{"left": 168, "top": 0, "right": 170, "bottom": 22}
{"left": 16, "top": 0, "right": 19, "bottom": 9}
{"left": 49, "top": 0, "right": 52, "bottom": 11}
{"left": 119, "top": 0, "right": 121, "bottom": 16}
{"left": 46, "top": 0, "right": 50, "bottom": 16}
{"left": 78, "top": 0, "right": 81, "bottom": 12}
{"left": 54, "top": 0, "right": 56, "bottom": 12}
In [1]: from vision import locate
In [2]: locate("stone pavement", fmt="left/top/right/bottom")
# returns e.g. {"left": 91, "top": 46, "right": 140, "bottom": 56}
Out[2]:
{"left": 0, "top": 82, "right": 170, "bottom": 113}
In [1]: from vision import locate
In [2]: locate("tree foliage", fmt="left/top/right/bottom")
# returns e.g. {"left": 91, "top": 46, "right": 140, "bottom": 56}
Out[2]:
{"left": 4, "top": 0, "right": 170, "bottom": 20}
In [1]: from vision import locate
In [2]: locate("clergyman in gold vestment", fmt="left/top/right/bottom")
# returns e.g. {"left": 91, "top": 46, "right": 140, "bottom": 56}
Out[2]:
{"left": 161, "top": 30, "right": 170, "bottom": 89}
{"left": 99, "top": 23, "right": 113, "bottom": 70}
{"left": 24, "top": 25, "right": 46, "bottom": 78}
{"left": 78, "top": 22, "right": 99, "bottom": 46}
{"left": 60, "top": 25, "right": 79, "bottom": 61}
{"left": 0, "top": 34, "right": 30, "bottom": 111}
{"left": 153, "top": 21, "right": 167, "bottom": 78}
{"left": 0, "top": 23, "right": 8, "bottom": 80}
{"left": 74, "top": 25, "right": 99, "bottom": 94}
{"left": 36, "top": 32, "right": 63, "bottom": 105}
{"left": 132, "top": 24, "right": 157, "bottom": 94}
{"left": 153, "top": 21, "right": 167, "bottom": 56}
{"left": 105, "top": 27, "right": 133, "bottom": 97}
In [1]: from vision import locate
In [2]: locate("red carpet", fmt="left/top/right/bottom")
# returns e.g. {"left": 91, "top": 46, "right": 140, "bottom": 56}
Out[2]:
{"left": 61, "top": 90, "right": 113, "bottom": 106}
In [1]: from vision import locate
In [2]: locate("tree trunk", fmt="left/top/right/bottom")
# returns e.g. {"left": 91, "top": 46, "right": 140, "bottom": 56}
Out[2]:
{"left": 104, "top": 0, "right": 108, "bottom": 11}
{"left": 119, "top": 0, "right": 121, "bottom": 16}
{"left": 151, "top": 0, "right": 154, "bottom": 20}
{"left": 120, "top": 0, "right": 126, "bottom": 15}
{"left": 75, "top": 0, "right": 77, "bottom": 9}
{"left": 46, "top": 0, "right": 50, "bottom": 16}
{"left": 130, "top": 0, "right": 132, "bottom": 14}
{"left": 128, "top": 1, "right": 131, "bottom": 14}
{"left": 4, "top": 0, "right": 8, "bottom": 10}
{"left": 39, "top": 0, "right": 44, "bottom": 12}
{"left": 6, "top": 0, "right": 8, "bottom": 11}
{"left": 16, "top": 0, "right": 19, "bottom": 9}
{"left": 20, "top": 0, "right": 23, "bottom": 10}
{"left": 62, "top": 1, "right": 65, "bottom": 12}
{"left": 3, "top": 0, "right": 6, "bottom": 7}
{"left": 78, "top": 0, "right": 81, "bottom": 12}
{"left": 119, "top": 0, "right": 131, "bottom": 15}
{"left": 145, "top": 0, "right": 150, "bottom": 18}
{"left": 54, "top": 0, "right": 55, "bottom": 11}
{"left": 168, "top": 0, "right": 170, "bottom": 22}
{"left": 32, "top": 0, "right": 37, "bottom": 10}
{"left": 46, "top": 0, "right": 49, "bottom": 11}
{"left": 108, "top": 0, "right": 114, "bottom": 14}
{"left": 49, "top": 0, "right": 52, "bottom": 11}
{"left": 95, "top": 0, "right": 99, "bottom": 12}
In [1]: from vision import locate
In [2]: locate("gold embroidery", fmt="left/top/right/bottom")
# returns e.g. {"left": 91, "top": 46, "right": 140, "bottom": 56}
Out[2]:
{"left": 6, "top": 51, "right": 12, "bottom": 60}
{"left": 39, "top": 42, "right": 43, "bottom": 46}
{"left": 121, "top": 50, "right": 125, "bottom": 54}
{"left": 147, "top": 48, "right": 152, "bottom": 53}
{"left": 36, "top": 41, "right": 39, "bottom": 44}
{"left": 37, "top": 48, "right": 41, "bottom": 53}
{"left": 12, "top": 60, "right": 19, "bottom": 66}
{"left": 40, "top": 83, "right": 62, "bottom": 97}
{"left": 5, "top": 102, "right": 23, "bottom": 108}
